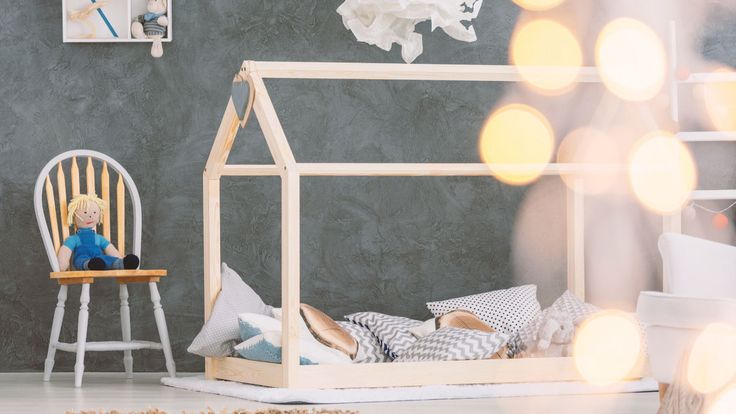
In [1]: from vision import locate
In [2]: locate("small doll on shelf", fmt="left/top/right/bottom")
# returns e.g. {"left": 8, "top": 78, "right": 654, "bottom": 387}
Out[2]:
{"left": 57, "top": 194, "right": 140, "bottom": 272}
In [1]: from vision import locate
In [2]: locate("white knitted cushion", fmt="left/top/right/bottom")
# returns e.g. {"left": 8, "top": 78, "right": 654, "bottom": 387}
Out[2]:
{"left": 187, "top": 263, "right": 272, "bottom": 357}
{"left": 426, "top": 285, "right": 541, "bottom": 335}
{"left": 395, "top": 327, "right": 509, "bottom": 362}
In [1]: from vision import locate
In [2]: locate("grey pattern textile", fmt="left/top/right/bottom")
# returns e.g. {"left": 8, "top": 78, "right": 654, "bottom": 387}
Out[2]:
{"left": 337, "top": 321, "right": 390, "bottom": 363}
{"left": 187, "top": 263, "right": 272, "bottom": 357}
{"left": 426, "top": 285, "right": 541, "bottom": 335}
{"left": 551, "top": 291, "right": 599, "bottom": 322}
{"left": 395, "top": 327, "right": 509, "bottom": 363}
{"left": 513, "top": 290, "right": 600, "bottom": 355}
{"left": 345, "top": 312, "right": 422, "bottom": 359}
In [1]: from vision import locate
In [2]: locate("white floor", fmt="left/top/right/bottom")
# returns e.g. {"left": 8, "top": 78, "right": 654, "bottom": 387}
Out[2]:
{"left": 0, "top": 373, "right": 660, "bottom": 413}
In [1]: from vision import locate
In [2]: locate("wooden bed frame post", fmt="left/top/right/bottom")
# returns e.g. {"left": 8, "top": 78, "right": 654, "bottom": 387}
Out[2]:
{"left": 200, "top": 60, "right": 648, "bottom": 389}
{"left": 281, "top": 170, "right": 300, "bottom": 386}
{"left": 566, "top": 177, "right": 585, "bottom": 299}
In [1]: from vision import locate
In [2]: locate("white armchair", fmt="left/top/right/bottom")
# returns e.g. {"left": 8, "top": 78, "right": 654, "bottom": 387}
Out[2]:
{"left": 637, "top": 233, "right": 736, "bottom": 396}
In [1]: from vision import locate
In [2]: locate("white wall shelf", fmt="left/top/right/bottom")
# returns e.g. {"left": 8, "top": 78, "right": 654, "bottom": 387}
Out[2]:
{"left": 62, "top": 0, "right": 172, "bottom": 43}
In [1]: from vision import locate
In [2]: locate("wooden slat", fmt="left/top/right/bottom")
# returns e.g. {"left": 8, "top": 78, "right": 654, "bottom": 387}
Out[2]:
{"left": 691, "top": 190, "right": 736, "bottom": 200}
{"left": 295, "top": 163, "right": 624, "bottom": 177}
{"left": 203, "top": 177, "right": 221, "bottom": 380}
{"left": 250, "top": 72, "right": 296, "bottom": 167}
{"left": 101, "top": 162, "right": 111, "bottom": 240}
{"left": 221, "top": 165, "right": 281, "bottom": 176}
{"left": 213, "top": 356, "right": 645, "bottom": 389}
{"left": 58, "top": 277, "right": 94, "bottom": 285}
{"left": 57, "top": 162, "right": 70, "bottom": 240}
{"left": 117, "top": 173, "right": 125, "bottom": 254}
{"left": 213, "top": 357, "right": 283, "bottom": 388}
{"left": 45, "top": 176, "right": 61, "bottom": 253}
{"left": 566, "top": 178, "right": 585, "bottom": 300}
{"left": 71, "top": 156, "right": 80, "bottom": 196}
{"left": 281, "top": 171, "right": 301, "bottom": 386}
{"left": 50, "top": 269, "right": 167, "bottom": 279}
{"left": 86, "top": 157, "right": 95, "bottom": 194}
{"left": 117, "top": 276, "right": 161, "bottom": 284}
{"left": 204, "top": 98, "right": 241, "bottom": 179}
{"left": 249, "top": 61, "right": 602, "bottom": 82}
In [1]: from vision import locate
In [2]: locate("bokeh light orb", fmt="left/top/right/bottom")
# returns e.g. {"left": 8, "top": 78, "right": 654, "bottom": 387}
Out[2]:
{"left": 511, "top": 19, "right": 583, "bottom": 93}
{"left": 479, "top": 104, "right": 554, "bottom": 185}
{"left": 557, "top": 127, "right": 619, "bottom": 194}
{"left": 628, "top": 131, "right": 697, "bottom": 215}
{"left": 687, "top": 323, "right": 736, "bottom": 394}
{"left": 512, "top": 0, "right": 565, "bottom": 11}
{"left": 710, "top": 385, "right": 736, "bottom": 414}
{"left": 703, "top": 68, "right": 736, "bottom": 132}
{"left": 595, "top": 18, "right": 666, "bottom": 101}
{"left": 574, "top": 310, "right": 642, "bottom": 386}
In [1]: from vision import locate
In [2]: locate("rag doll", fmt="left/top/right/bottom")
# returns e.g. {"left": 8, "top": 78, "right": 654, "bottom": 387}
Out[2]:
{"left": 56, "top": 194, "right": 139, "bottom": 271}
{"left": 131, "top": 0, "right": 168, "bottom": 58}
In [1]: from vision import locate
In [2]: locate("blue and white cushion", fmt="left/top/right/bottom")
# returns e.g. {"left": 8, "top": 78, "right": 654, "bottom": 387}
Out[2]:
{"left": 234, "top": 331, "right": 352, "bottom": 365}
{"left": 395, "top": 327, "right": 510, "bottom": 362}
{"left": 345, "top": 312, "right": 423, "bottom": 359}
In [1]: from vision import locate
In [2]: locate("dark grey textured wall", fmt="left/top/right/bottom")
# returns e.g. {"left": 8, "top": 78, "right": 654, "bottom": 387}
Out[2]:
{"left": 1, "top": 1, "right": 734, "bottom": 372}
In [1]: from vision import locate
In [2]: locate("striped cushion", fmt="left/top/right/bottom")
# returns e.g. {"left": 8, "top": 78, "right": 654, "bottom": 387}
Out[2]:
{"left": 345, "top": 312, "right": 422, "bottom": 359}
{"left": 337, "top": 321, "right": 390, "bottom": 363}
{"left": 395, "top": 327, "right": 509, "bottom": 362}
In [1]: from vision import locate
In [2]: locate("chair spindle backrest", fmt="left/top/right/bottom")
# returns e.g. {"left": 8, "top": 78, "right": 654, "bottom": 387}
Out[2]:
{"left": 34, "top": 150, "right": 142, "bottom": 272}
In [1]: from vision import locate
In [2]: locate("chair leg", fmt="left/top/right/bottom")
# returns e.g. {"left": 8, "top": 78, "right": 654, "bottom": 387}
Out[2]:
{"left": 44, "top": 285, "right": 68, "bottom": 381}
{"left": 74, "top": 283, "right": 91, "bottom": 388}
{"left": 149, "top": 282, "right": 176, "bottom": 377}
{"left": 119, "top": 284, "right": 133, "bottom": 379}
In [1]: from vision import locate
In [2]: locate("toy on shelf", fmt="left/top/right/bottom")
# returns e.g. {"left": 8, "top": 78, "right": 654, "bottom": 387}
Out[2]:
{"left": 57, "top": 193, "right": 140, "bottom": 271}
{"left": 131, "top": 0, "right": 169, "bottom": 58}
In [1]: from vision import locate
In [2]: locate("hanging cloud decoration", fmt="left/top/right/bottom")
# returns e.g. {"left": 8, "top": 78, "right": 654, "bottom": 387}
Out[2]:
{"left": 337, "top": 0, "right": 483, "bottom": 64}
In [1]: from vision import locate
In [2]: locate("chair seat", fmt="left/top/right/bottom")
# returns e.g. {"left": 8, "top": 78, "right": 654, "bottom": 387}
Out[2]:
{"left": 50, "top": 269, "right": 167, "bottom": 285}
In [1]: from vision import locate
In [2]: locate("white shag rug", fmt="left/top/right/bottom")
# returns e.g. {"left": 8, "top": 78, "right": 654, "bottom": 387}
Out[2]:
{"left": 161, "top": 375, "right": 658, "bottom": 404}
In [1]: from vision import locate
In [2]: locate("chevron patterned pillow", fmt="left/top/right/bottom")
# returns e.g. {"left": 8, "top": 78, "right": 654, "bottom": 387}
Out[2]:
{"left": 337, "top": 321, "right": 391, "bottom": 363}
{"left": 345, "top": 312, "right": 423, "bottom": 359}
{"left": 426, "top": 285, "right": 541, "bottom": 336}
{"left": 394, "top": 327, "right": 510, "bottom": 363}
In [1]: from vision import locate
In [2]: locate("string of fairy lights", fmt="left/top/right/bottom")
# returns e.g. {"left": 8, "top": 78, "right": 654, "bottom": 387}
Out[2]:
{"left": 683, "top": 201, "right": 736, "bottom": 230}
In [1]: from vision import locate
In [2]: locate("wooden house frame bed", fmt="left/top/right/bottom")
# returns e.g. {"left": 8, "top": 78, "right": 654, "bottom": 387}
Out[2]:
{"left": 202, "top": 60, "right": 646, "bottom": 389}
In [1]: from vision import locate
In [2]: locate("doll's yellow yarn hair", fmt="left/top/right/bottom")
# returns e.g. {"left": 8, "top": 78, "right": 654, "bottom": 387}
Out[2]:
{"left": 67, "top": 193, "right": 106, "bottom": 226}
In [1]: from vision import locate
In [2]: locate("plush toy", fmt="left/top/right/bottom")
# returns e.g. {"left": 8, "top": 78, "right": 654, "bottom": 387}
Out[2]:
{"left": 56, "top": 194, "right": 140, "bottom": 271}
{"left": 523, "top": 309, "right": 575, "bottom": 358}
{"left": 131, "top": 0, "right": 168, "bottom": 58}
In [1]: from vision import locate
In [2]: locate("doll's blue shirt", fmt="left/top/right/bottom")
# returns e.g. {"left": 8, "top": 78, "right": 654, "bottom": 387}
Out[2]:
{"left": 63, "top": 228, "right": 110, "bottom": 251}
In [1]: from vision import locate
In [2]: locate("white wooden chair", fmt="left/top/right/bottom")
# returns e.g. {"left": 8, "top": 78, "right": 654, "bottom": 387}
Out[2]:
{"left": 34, "top": 150, "right": 176, "bottom": 387}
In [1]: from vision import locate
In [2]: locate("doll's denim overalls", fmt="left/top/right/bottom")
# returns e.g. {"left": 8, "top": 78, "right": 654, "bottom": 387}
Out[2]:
{"left": 72, "top": 228, "right": 122, "bottom": 270}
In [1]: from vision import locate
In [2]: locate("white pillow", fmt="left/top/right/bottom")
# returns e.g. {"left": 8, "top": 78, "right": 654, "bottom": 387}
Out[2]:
{"left": 234, "top": 331, "right": 352, "bottom": 365}
{"left": 426, "top": 285, "right": 541, "bottom": 335}
{"left": 395, "top": 327, "right": 509, "bottom": 363}
{"left": 659, "top": 233, "right": 736, "bottom": 297}
{"left": 187, "top": 263, "right": 272, "bottom": 357}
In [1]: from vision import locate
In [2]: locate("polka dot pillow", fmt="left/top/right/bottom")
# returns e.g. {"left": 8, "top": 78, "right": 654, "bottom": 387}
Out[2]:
{"left": 426, "top": 285, "right": 541, "bottom": 335}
